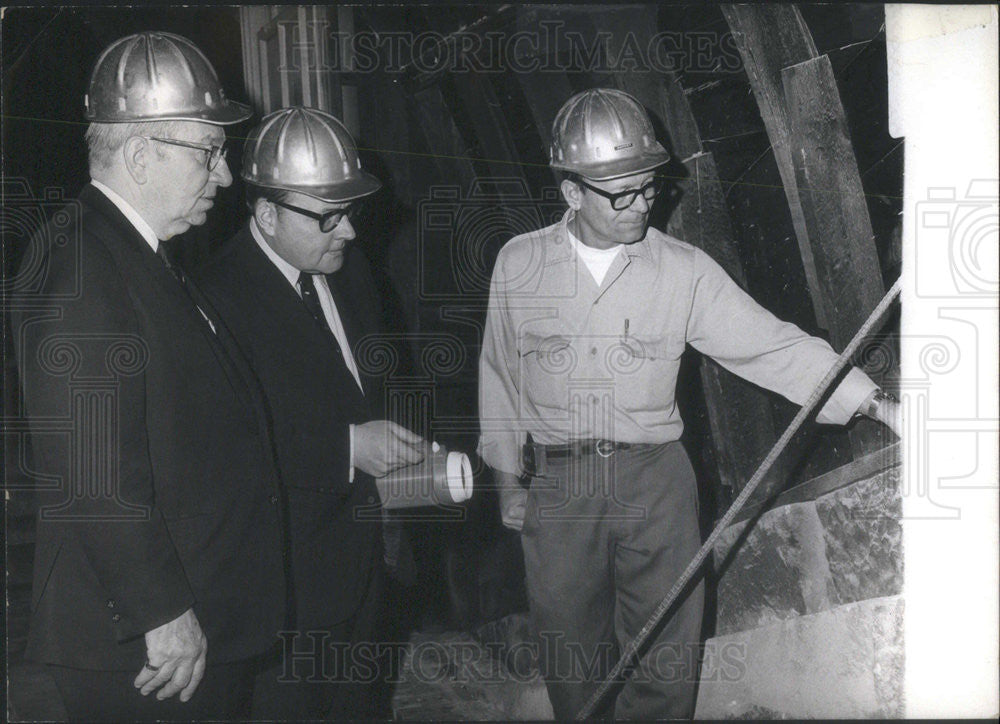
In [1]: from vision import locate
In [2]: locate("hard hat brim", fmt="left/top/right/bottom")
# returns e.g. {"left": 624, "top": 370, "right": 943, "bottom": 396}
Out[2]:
{"left": 553, "top": 149, "right": 671, "bottom": 182}
{"left": 85, "top": 99, "right": 253, "bottom": 125}
{"left": 249, "top": 169, "right": 384, "bottom": 204}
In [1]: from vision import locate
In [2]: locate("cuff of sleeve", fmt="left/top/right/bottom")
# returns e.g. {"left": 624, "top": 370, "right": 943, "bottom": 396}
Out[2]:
{"left": 816, "top": 367, "right": 879, "bottom": 426}
{"left": 349, "top": 424, "right": 355, "bottom": 484}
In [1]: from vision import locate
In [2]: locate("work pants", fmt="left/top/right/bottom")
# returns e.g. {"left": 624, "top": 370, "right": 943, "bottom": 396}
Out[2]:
{"left": 520, "top": 441, "right": 704, "bottom": 720}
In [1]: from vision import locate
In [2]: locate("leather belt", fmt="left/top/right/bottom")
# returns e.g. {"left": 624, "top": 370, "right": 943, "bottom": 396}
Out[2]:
{"left": 522, "top": 439, "right": 633, "bottom": 478}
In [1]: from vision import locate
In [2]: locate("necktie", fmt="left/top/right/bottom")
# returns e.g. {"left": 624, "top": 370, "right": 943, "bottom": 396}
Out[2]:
{"left": 298, "top": 272, "right": 341, "bottom": 351}
{"left": 157, "top": 243, "right": 182, "bottom": 282}
{"left": 157, "top": 243, "right": 216, "bottom": 334}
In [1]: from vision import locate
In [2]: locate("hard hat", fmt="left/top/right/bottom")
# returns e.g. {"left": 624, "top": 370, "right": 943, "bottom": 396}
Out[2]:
{"left": 84, "top": 32, "right": 251, "bottom": 124}
{"left": 242, "top": 107, "right": 382, "bottom": 202}
{"left": 550, "top": 88, "right": 670, "bottom": 181}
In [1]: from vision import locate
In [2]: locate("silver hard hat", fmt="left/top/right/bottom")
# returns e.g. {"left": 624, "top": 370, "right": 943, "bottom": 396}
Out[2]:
{"left": 550, "top": 88, "right": 670, "bottom": 181}
{"left": 242, "top": 107, "right": 382, "bottom": 202}
{"left": 84, "top": 32, "right": 251, "bottom": 124}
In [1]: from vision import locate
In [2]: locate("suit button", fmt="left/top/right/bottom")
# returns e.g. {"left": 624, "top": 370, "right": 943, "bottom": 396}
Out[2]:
{"left": 111, "top": 613, "right": 122, "bottom": 623}
{"left": 106, "top": 599, "right": 116, "bottom": 609}
{"left": 269, "top": 495, "right": 279, "bottom": 505}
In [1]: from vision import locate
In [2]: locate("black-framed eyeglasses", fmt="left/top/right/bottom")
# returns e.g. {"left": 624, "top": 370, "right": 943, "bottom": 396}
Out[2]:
{"left": 142, "top": 136, "right": 228, "bottom": 171}
{"left": 577, "top": 177, "right": 664, "bottom": 211}
{"left": 272, "top": 200, "right": 350, "bottom": 233}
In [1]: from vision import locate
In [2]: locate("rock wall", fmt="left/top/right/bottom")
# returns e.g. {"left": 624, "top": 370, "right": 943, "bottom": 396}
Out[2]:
{"left": 696, "top": 465, "right": 903, "bottom": 718}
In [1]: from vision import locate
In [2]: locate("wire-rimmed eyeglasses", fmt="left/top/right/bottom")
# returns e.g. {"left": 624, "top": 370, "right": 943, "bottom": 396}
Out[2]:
{"left": 577, "top": 177, "right": 664, "bottom": 211}
{"left": 141, "top": 136, "right": 228, "bottom": 171}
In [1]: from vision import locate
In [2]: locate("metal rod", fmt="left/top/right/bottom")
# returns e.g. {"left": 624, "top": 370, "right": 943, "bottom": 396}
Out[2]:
{"left": 575, "top": 277, "right": 902, "bottom": 720}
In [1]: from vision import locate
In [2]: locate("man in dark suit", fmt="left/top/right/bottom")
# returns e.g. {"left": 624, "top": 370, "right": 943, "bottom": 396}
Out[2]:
{"left": 12, "top": 33, "right": 287, "bottom": 720}
{"left": 195, "top": 106, "right": 425, "bottom": 719}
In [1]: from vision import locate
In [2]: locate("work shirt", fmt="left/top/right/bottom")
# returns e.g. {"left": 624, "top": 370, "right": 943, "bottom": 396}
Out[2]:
{"left": 478, "top": 210, "right": 877, "bottom": 476}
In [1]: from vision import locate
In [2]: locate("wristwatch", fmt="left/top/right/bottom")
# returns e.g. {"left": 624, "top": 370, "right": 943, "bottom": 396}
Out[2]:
{"left": 863, "top": 389, "right": 898, "bottom": 418}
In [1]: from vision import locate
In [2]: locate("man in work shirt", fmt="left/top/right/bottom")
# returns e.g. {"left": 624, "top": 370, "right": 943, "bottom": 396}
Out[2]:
{"left": 478, "top": 87, "right": 901, "bottom": 719}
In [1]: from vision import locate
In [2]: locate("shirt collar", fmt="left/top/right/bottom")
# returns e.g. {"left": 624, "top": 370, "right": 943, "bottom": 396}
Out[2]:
{"left": 567, "top": 226, "right": 622, "bottom": 259}
{"left": 552, "top": 208, "right": 655, "bottom": 265}
{"left": 90, "top": 179, "right": 160, "bottom": 252}
{"left": 250, "top": 217, "right": 303, "bottom": 291}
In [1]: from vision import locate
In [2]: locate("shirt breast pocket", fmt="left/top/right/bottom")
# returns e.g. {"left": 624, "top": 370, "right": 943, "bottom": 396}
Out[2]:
{"left": 519, "top": 332, "right": 575, "bottom": 410}
{"left": 605, "top": 335, "right": 683, "bottom": 409}
{"left": 609, "top": 335, "right": 679, "bottom": 365}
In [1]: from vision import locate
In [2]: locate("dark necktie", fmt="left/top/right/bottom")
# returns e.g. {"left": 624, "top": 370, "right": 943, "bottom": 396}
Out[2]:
{"left": 157, "top": 243, "right": 182, "bottom": 282}
{"left": 298, "top": 272, "right": 343, "bottom": 354}
{"left": 157, "top": 243, "right": 218, "bottom": 335}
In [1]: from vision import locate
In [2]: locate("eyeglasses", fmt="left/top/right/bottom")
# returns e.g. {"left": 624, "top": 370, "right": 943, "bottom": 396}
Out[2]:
{"left": 272, "top": 200, "right": 350, "bottom": 233}
{"left": 142, "top": 136, "right": 228, "bottom": 171}
{"left": 576, "top": 178, "right": 664, "bottom": 211}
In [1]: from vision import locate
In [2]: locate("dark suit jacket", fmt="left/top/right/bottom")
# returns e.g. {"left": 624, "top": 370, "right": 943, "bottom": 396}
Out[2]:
{"left": 12, "top": 185, "right": 287, "bottom": 670}
{"left": 194, "top": 225, "right": 384, "bottom": 630}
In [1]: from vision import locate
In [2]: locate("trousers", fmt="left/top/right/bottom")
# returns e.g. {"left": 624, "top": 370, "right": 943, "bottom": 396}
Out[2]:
{"left": 520, "top": 441, "right": 704, "bottom": 720}
{"left": 250, "top": 567, "right": 388, "bottom": 720}
{"left": 48, "top": 659, "right": 254, "bottom": 721}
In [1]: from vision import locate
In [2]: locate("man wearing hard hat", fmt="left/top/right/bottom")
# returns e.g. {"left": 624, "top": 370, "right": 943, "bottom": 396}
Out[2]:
{"left": 195, "top": 106, "right": 425, "bottom": 719}
{"left": 13, "top": 33, "right": 286, "bottom": 720}
{"left": 478, "top": 88, "right": 902, "bottom": 719}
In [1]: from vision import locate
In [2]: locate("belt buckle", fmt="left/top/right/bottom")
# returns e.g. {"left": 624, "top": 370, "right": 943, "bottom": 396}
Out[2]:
{"left": 595, "top": 439, "right": 615, "bottom": 458}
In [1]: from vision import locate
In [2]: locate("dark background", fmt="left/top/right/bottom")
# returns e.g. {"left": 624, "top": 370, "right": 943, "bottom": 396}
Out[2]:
{"left": 3, "top": 2, "right": 902, "bottom": 682}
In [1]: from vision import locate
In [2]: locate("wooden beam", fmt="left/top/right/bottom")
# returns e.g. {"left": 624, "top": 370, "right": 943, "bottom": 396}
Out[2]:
{"left": 721, "top": 3, "right": 831, "bottom": 330}
{"left": 448, "top": 72, "right": 528, "bottom": 188}
{"left": 782, "top": 55, "right": 886, "bottom": 351}
{"left": 782, "top": 54, "right": 887, "bottom": 457}
{"left": 407, "top": 84, "right": 477, "bottom": 189}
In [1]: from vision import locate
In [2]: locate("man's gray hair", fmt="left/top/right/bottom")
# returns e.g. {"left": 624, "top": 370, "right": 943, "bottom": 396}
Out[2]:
{"left": 85, "top": 120, "right": 188, "bottom": 172}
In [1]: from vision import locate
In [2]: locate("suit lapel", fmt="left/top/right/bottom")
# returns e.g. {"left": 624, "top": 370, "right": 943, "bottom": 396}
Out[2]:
{"left": 237, "top": 230, "right": 369, "bottom": 411}
{"left": 80, "top": 186, "right": 264, "bottom": 410}
{"left": 82, "top": 185, "right": 213, "bottom": 327}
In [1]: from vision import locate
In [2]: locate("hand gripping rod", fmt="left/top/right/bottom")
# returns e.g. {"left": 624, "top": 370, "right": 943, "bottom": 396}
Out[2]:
{"left": 576, "top": 278, "right": 902, "bottom": 720}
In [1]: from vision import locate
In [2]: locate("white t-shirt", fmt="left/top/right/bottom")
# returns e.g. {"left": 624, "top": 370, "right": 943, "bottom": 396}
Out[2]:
{"left": 568, "top": 229, "right": 624, "bottom": 286}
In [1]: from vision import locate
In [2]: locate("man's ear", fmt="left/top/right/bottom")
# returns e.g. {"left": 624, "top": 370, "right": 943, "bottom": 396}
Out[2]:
{"left": 254, "top": 198, "right": 276, "bottom": 236}
{"left": 122, "top": 137, "right": 149, "bottom": 184}
{"left": 561, "top": 178, "right": 582, "bottom": 210}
